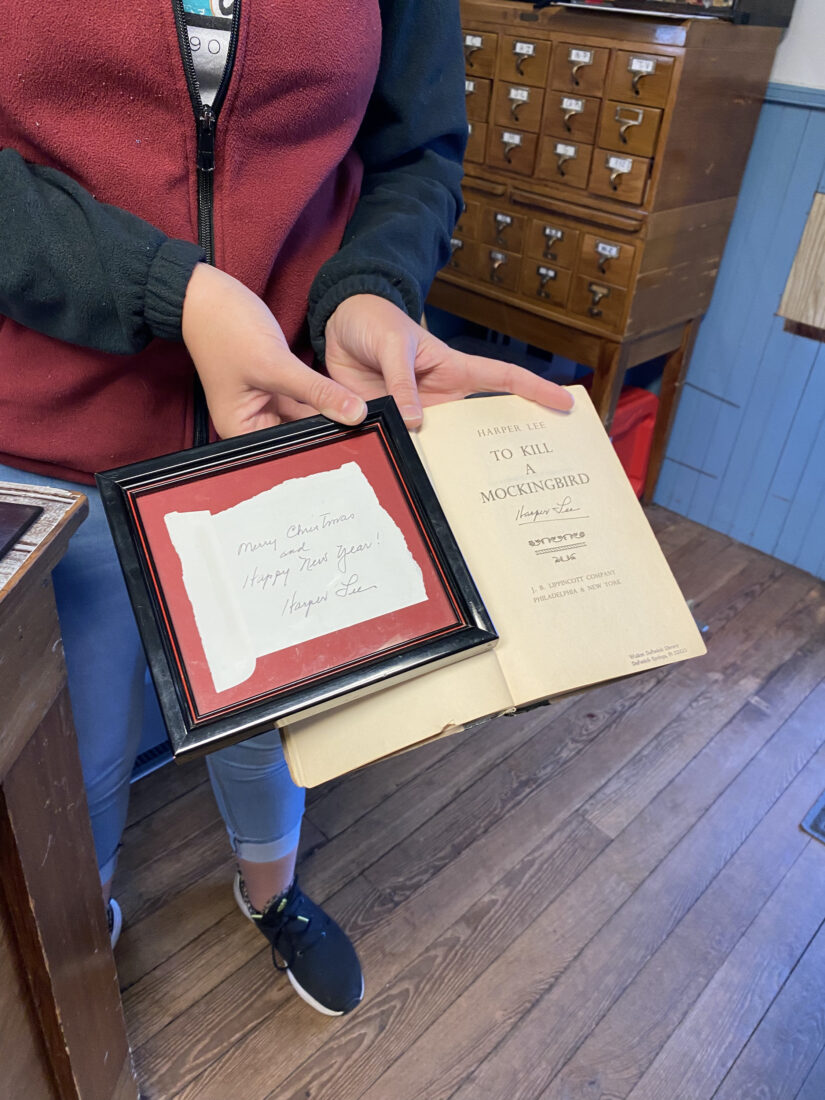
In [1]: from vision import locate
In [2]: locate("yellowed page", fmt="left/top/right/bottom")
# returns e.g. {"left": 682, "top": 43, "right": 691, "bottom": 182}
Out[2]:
{"left": 280, "top": 649, "right": 511, "bottom": 787}
{"left": 415, "top": 388, "right": 705, "bottom": 704}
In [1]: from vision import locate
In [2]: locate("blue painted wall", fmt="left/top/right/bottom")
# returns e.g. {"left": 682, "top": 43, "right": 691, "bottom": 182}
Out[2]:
{"left": 655, "top": 84, "right": 825, "bottom": 581}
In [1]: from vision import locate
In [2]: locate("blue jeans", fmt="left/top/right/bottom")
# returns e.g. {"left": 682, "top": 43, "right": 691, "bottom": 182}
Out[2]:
{"left": 1, "top": 465, "right": 305, "bottom": 884}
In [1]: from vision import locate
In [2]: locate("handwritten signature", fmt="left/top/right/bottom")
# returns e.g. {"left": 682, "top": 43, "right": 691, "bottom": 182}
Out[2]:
{"left": 516, "top": 496, "right": 581, "bottom": 523}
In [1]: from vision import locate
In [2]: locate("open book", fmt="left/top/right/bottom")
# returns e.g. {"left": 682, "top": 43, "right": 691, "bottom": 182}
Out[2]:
{"left": 280, "top": 387, "right": 705, "bottom": 786}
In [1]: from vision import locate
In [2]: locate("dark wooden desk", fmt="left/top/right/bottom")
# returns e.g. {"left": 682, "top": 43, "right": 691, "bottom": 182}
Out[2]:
{"left": 0, "top": 483, "right": 138, "bottom": 1100}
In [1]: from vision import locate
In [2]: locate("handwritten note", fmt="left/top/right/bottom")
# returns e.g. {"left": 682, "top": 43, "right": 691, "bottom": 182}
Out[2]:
{"left": 164, "top": 463, "right": 427, "bottom": 693}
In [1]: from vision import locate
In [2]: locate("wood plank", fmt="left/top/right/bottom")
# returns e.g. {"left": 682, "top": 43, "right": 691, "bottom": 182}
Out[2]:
{"left": 173, "top": 816, "right": 609, "bottom": 1100}
{"left": 336, "top": 625, "right": 825, "bottom": 1100}
{"left": 542, "top": 689, "right": 825, "bottom": 1100}
{"left": 130, "top": 518, "right": 739, "bottom": 1095}
{"left": 583, "top": 580, "right": 825, "bottom": 837}
{"left": 625, "top": 839, "right": 825, "bottom": 1100}
{"left": 712, "top": 913, "right": 825, "bottom": 1100}
{"left": 115, "top": 815, "right": 326, "bottom": 991}
{"left": 124, "top": 873, "right": 376, "bottom": 1052}
{"left": 2, "top": 689, "right": 137, "bottom": 1100}
{"left": 779, "top": 191, "right": 825, "bottom": 332}
{"left": 130, "top": 533, "right": 799, "bottom": 1096}
{"left": 0, "top": 882, "right": 58, "bottom": 1100}
{"left": 444, "top": 683, "right": 825, "bottom": 1100}
{"left": 126, "top": 758, "right": 209, "bottom": 831}
{"left": 306, "top": 721, "right": 478, "bottom": 840}
{"left": 113, "top": 514, "right": 825, "bottom": 1100}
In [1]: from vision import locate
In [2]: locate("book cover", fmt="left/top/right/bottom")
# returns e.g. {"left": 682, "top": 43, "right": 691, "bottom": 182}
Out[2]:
{"left": 280, "top": 387, "right": 706, "bottom": 786}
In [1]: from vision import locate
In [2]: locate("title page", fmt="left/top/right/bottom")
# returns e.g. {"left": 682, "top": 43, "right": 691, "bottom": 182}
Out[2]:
{"left": 415, "top": 389, "right": 706, "bottom": 704}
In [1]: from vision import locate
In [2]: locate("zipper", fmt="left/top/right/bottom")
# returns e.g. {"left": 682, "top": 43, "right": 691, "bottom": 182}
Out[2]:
{"left": 172, "top": 0, "right": 242, "bottom": 446}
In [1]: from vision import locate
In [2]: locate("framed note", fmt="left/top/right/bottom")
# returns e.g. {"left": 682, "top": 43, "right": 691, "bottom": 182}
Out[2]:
{"left": 97, "top": 398, "right": 497, "bottom": 759}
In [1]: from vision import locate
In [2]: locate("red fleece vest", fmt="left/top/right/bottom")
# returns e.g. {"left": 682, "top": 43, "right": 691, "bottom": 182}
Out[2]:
{"left": 1, "top": 0, "right": 381, "bottom": 482}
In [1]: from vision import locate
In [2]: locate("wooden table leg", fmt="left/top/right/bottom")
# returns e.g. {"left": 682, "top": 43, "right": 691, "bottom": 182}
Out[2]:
{"left": 589, "top": 339, "right": 630, "bottom": 432}
{"left": 643, "top": 318, "right": 700, "bottom": 502}
{"left": 0, "top": 687, "right": 138, "bottom": 1100}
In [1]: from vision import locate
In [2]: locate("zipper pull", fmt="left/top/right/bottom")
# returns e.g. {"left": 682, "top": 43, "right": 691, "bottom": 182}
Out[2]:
{"left": 197, "top": 104, "right": 216, "bottom": 172}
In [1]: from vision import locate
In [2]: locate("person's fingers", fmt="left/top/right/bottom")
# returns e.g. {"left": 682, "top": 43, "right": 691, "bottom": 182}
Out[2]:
{"left": 256, "top": 354, "right": 368, "bottom": 424}
{"left": 369, "top": 329, "right": 422, "bottom": 427}
{"left": 457, "top": 354, "right": 574, "bottom": 412}
{"left": 206, "top": 355, "right": 367, "bottom": 439}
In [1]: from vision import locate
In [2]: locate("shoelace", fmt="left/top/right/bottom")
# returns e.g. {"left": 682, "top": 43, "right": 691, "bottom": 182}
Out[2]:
{"left": 259, "top": 900, "right": 328, "bottom": 972}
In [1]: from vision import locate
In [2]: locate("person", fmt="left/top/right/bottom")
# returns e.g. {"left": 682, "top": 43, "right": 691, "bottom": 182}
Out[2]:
{"left": 0, "top": 0, "right": 572, "bottom": 1017}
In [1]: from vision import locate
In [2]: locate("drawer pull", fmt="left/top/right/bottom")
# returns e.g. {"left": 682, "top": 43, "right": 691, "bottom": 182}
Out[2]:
{"left": 543, "top": 227, "right": 563, "bottom": 260}
{"left": 632, "top": 71, "right": 649, "bottom": 97}
{"left": 616, "top": 106, "right": 644, "bottom": 144}
{"left": 557, "top": 152, "right": 574, "bottom": 177}
{"left": 537, "top": 266, "right": 557, "bottom": 299}
{"left": 449, "top": 238, "right": 463, "bottom": 267}
{"left": 596, "top": 241, "right": 621, "bottom": 275}
{"left": 516, "top": 53, "right": 531, "bottom": 76}
{"left": 490, "top": 250, "right": 507, "bottom": 284}
{"left": 570, "top": 60, "right": 589, "bottom": 87}
{"left": 588, "top": 283, "right": 610, "bottom": 317}
{"left": 554, "top": 142, "right": 577, "bottom": 178}
{"left": 503, "top": 140, "right": 521, "bottom": 164}
{"left": 607, "top": 157, "right": 633, "bottom": 191}
{"left": 510, "top": 99, "right": 523, "bottom": 123}
{"left": 494, "top": 213, "right": 513, "bottom": 246}
{"left": 464, "top": 41, "right": 482, "bottom": 67}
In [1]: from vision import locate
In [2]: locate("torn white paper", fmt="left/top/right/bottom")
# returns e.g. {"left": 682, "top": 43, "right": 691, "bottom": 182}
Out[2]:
{"left": 164, "top": 462, "right": 427, "bottom": 693}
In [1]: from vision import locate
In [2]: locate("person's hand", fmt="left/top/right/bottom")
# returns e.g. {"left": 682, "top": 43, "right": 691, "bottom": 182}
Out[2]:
{"left": 182, "top": 264, "right": 367, "bottom": 438}
{"left": 323, "top": 294, "right": 574, "bottom": 428}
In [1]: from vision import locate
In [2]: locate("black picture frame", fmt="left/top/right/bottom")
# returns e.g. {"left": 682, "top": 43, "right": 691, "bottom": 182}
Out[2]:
{"left": 96, "top": 397, "right": 497, "bottom": 760}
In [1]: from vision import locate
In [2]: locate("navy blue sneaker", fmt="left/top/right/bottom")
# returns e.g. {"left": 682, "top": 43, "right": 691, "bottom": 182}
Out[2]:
{"left": 234, "top": 873, "right": 363, "bottom": 1016}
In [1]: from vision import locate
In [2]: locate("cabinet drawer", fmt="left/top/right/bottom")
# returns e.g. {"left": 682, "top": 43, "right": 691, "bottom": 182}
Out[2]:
{"left": 550, "top": 44, "right": 609, "bottom": 97}
{"left": 497, "top": 35, "right": 552, "bottom": 87}
{"left": 464, "top": 30, "right": 498, "bottom": 78}
{"left": 598, "top": 101, "right": 662, "bottom": 158}
{"left": 537, "top": 137, "right": 593, "bottom": 190}
{"left": 542, "top": 92, "right": 601, "bottom": 145}
{"left": 520, "top": 262, "right": 572, "bottom": 310}
{"left": 446, "top": 236, "right": 481, "bottom": 278}
{"left": 589, "top": 150, "right": 651, "bottom": 205}
{"left": 466, "top": 121, "right": 488, "bottom": 164}
{"left": 569, "top": 276, "right": 628, "bottom": 331}
{"left": 608, "top": 52, "right": 675, "bottom": 108}
{"left": 465, "top": 76, "right": 492, "bottom": 123}
{"left": 478, "top": 246, "right": 522, "bottom": 292}
{"left": 455, "top": 197, "right": 481, "bottom": 239}
{"left": 577, "top": 233, "right": 636, "bottom": 286}
{"left": 493, "top": 82, "right": 545, "bottom": 133}
{"left": 479, "top": 206, "right": 527, "bottom": 253}
{"left": 487, "top": 127, "right": 538, "bottom": 176}
{"left": 526, "top": 219, "right": 580, "bottom": 268}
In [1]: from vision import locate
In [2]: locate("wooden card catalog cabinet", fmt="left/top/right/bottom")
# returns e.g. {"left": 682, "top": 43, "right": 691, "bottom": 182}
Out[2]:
{"left": 435, "top": 1, "right": 781, "bottom": 345}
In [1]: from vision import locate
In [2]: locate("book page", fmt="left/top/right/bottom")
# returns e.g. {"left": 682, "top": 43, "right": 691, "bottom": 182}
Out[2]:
{"left": 415, "top": 389, "right": 705, "bottom": 704}
{"left": 280, "top": 648, "right": 511, "bottom": 787}
{"left": 164, "top": 462, "right": 426, "bottom": 693}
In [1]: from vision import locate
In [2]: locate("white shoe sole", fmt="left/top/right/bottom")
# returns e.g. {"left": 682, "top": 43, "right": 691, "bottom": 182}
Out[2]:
{"left": 108, "top": 898, "right": 123, "bottom": 949}
{"left": 232, "top": 873, "right": 363, "bottom": 1017}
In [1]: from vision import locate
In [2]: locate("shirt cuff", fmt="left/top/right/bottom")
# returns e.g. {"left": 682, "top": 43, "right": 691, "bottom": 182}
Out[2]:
{"left": 308, "top": 268, "right": 423, "bottom": 361}
{"left": 144, "top": 238, "right": 206, "bottom": 342}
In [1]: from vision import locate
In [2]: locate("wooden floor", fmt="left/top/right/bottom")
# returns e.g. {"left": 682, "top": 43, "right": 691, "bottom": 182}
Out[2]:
{"left": 115, "top": 506, "right": 825, "bottom": 1100}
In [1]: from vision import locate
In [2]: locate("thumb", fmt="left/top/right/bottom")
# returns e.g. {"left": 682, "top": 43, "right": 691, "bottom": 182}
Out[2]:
{"left": 372, "top": 329, "right": 423, "bottom": 428}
